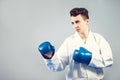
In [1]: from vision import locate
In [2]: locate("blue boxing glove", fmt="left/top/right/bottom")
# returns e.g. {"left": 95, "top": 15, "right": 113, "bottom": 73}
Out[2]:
{"left": 38, "top": 41, "right": 55, "bottom": 59}
{"left": 73, "top": 47, "right": 92, "bottom": 65}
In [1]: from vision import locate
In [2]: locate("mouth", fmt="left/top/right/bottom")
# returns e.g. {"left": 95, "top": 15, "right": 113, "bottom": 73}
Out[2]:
{"left": 75, "top": 28, "right": 80, "bottom": 31}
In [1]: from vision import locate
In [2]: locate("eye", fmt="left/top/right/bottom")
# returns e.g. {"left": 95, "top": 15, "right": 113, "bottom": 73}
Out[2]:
{"left": 75, "top": 20, "right": 80, "bottom": 24}
{"left": 71, "top": 22, "right": 74, "bottom": 25}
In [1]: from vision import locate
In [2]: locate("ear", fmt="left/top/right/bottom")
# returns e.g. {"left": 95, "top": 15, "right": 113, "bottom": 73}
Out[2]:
{"left": 85, "top": 19, "right": 89, "bottom": 25}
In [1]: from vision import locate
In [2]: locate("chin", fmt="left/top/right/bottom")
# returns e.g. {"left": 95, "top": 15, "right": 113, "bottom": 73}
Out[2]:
{"left": 76, "top": 30, "right": 80, "bottom": 32}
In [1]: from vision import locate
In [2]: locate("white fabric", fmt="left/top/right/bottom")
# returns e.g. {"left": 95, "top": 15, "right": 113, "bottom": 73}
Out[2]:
{"left": 44, "top": 31, "right": 113, "bottom": 80}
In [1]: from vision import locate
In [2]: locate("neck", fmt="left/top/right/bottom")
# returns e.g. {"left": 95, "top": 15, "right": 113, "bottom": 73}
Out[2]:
{"left": 78, "top": 29, "right": 90, "bottom": 42}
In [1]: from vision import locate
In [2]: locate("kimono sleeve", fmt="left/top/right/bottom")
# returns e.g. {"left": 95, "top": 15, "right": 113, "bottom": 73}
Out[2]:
{"left": 44, "top": 38, "right": 70, "bottom": 71}
{"left": 88, "top": 34, "right": 113, "bottom": 68}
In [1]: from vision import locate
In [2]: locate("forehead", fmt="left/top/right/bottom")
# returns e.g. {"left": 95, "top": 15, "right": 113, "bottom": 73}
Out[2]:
{"left": 71, "top": 15, "right": 84, "bottom": 22}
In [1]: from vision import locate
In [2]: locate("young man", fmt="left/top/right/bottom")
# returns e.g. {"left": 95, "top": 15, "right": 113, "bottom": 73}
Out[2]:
{"left": 38, "top": 8, "right": 113, "bottom": 80}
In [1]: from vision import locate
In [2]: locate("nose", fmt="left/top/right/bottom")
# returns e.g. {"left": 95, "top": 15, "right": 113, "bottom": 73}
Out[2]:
{"left": 75, "top": 26, "right": 78, "bottom": 28}
{"left": 74, "top": 24, "right": 79, "bottom": 29}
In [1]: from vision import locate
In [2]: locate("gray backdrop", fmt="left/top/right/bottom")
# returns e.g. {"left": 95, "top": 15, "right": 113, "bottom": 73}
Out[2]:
{"left": 0, "top": 0, "right": 119, "bottom": 80}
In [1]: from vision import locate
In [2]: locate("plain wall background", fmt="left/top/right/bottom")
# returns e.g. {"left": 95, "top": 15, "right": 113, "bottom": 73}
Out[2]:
{"left": 0, "top": 0, "right": 120, "bottom": 80}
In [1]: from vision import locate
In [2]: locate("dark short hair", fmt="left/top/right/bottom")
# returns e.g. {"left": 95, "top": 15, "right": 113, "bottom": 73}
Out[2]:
{"left": 70, "top": 8, "right": 89, "bottom": 19}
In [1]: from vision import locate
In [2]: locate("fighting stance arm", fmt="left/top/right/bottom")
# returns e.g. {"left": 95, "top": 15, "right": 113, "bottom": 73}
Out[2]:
{"left": 38, "top": 40, "right": 69, "bottom": 71}
{"left": 73, "top": 35, "right": 113, "bottom": 68}
{"left": 88, "top": 36, "right": 113, "bottom": 68}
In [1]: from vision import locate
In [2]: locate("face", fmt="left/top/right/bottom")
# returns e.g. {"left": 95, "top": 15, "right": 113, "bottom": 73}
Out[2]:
{"left": 71, "top": 14, "right": 89, "bottom": 33}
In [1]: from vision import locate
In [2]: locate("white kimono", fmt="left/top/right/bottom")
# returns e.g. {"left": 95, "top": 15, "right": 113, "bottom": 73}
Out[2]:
{"left": 44, "top": 31, "right": 113, "bottom": 80}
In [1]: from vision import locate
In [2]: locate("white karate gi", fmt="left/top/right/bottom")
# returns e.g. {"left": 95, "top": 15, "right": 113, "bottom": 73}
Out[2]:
{"left": 44, "top": 31, "right": 113, "bottom": 80}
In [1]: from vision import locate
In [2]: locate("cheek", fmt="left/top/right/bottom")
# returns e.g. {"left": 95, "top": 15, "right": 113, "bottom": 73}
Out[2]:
{"left": 78, "top": 23, "right": 86, "bottom": 30}
{"left": 81, "top": 22, "right": 87, "bottom": 27}
{"left": 79, "top": 23, "right": 84, "bottom": 27}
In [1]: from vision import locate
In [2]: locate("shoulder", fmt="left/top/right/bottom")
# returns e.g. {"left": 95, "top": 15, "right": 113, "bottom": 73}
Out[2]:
{"left": 61, "top": 33, "right": 76, "bottom": 45}
{"left": 93, "top": 32, "right": 102, "bottom": 37}
{"left": 92, "top": 32, "right": 109, "bottom": 44}
{"left": 92, "top": 32, "right": 105, "bottom": 40}
{"left": 65, "top": 33, "right": 76, "bottom": 41}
